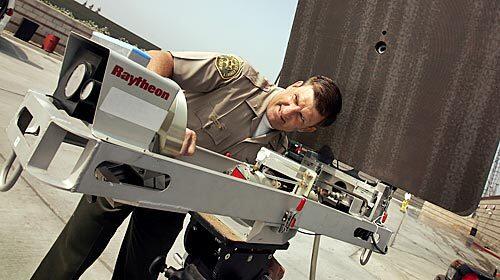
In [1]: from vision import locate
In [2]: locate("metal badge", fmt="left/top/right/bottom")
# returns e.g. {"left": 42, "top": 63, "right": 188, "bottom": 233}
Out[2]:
{"left": 215, "top": 55, "right": 244, "bottom": 80}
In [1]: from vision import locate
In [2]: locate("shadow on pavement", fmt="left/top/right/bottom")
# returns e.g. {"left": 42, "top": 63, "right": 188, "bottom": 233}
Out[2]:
{"left": 0, "top": 36, "right": 43, "bottom": 70}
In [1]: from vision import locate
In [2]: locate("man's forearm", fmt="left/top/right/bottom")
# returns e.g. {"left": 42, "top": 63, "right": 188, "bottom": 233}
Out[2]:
{"left": 146, "top": 50, "right": 174, "bottom": 78}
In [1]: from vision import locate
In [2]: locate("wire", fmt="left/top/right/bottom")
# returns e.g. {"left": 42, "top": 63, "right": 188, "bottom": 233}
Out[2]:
{"left": 370, "top": 233, "right": 388, "bottom": 254}
{"left": 261, "top": 169, "right": 297, "bottom": 185}
{"left": 359, "top": 248, "right": 372, "bottom": 265}
{"left": 45, "top": 94, "right": 68, "bottom": 111}
{"left": 372, "top": 214, "right": 384, "bottom": 225}
{"left": 370, "top": 222, "right": 387, "bottom": 255}
{"left": 316, "top": 179, "right": 370, "bottom": 211}
{"left": 0, "top": 151, "right": 23, "bottom": 192}
{"left": 298, "top": 229, "right": 321, "bottom": 236}
{"left": 360, "top": 228, "right": 387, "bottom": 265}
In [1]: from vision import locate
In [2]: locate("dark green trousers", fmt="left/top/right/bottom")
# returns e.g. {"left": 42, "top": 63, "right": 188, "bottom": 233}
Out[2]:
{"left": 31, "top": 195, "right": 186, "bottom": 280}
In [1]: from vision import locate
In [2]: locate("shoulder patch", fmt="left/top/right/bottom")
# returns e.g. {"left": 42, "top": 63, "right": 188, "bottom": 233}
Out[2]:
{"left": 215, "top": 55, "right": 244, "bottom": 80}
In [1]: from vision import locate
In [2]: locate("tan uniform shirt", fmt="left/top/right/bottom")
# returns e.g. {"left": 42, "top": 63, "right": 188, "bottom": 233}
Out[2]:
{"left": 171, "top": 52, "right": 288, "bottom": 163}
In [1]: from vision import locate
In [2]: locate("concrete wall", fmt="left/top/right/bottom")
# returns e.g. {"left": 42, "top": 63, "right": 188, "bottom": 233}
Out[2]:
{"left": 419, "top": 197, "right": 500, "bottom": 251}
{"left": 45, "top": 0, "right": 159, "bottom": 50}
{"left": 419, "top": 201, "right": 475, "bottom": 235}
{"left": 5, "top": 0, "right": 92, "bottom": 54}
{"left": 5, "top": 0, "right": 159, "bottom": 55}
{"left": 475, "top": 197, "right": 500, "bottom": 251}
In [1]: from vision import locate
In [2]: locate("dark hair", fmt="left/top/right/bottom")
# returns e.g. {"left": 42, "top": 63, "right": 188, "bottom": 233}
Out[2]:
{"left": 304, "top": 75, "right": 342, "bottom": 127}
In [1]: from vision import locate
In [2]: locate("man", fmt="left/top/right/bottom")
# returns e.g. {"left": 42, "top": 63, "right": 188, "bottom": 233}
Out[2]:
{"left": 31, "top": 50, "right": 342, "bottom": 280}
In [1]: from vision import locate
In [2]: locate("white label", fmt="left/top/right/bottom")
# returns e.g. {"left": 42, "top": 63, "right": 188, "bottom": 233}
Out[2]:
{"left": 99, "top": 87, "right": 168, "bottom": 132}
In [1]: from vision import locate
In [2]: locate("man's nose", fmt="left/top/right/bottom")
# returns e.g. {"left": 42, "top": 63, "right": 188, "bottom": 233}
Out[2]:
{"left": 282, "top": 104, "right": 301, "bottom": 118}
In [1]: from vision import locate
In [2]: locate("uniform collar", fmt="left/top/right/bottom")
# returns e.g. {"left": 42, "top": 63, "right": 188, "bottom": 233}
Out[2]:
{"left": 253, "top": 113, "right": 273, "bottom": 137}
{"left": 246, "top": 86, "right": 283, "bottom": 118}
{"left": 243, "top": 86, "right": 288, "bottom": 153}
{"left": 247, "top": 86, "right": 283, "bottom": 134}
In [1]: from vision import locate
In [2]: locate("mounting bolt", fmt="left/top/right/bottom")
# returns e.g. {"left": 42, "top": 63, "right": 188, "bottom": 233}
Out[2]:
{"left": 268, "top": 254, "right": 273, "bottom": 260}
{"left": 224, "top": 253, "right": 231, "bottom": 260}
{"left": 247, "top": 255, "right": 253, "bottom": 262}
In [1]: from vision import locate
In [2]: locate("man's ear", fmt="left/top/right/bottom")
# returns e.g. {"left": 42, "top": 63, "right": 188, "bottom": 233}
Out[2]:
{"left": 287, "top": 80, "right": 304, "bottom": 89}
{"left": 298, "top": 126, "right": 317, "bottom": 133}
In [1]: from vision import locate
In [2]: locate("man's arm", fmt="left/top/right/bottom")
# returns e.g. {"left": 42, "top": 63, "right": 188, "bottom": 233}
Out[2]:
{"left": 146, "top": 50, "right": 196, "bottom": 156}
{"left": 146, "top": 50, "right": 174, "bottom": 78}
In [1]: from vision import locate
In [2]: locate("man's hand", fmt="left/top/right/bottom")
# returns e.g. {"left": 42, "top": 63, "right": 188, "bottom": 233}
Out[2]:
{"left": 180, "top": 128, "right": 197, "bottom": 156}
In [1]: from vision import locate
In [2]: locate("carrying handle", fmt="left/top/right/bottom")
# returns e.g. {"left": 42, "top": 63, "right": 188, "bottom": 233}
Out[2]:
{"left": 0, "top": 150, "right": 23, "bottom": 192}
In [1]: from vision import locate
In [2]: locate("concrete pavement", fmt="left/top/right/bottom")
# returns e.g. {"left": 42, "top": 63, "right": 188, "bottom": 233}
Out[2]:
{"left": 0, "top": 32, "right": 116, "bottom": 279}
{"left": 0, "top": 32, "right": 498, "bottom": 280}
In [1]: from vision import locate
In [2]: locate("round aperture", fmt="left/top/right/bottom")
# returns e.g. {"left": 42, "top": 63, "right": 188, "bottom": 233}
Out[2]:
{"left": 80, "top": 80, "right": 96, "bottom": 101}
{"left": 375, "top": 41, "right": 387, "bottom": 54}
{"left": 65, "top": 63, "right": 90, "bottom": 99}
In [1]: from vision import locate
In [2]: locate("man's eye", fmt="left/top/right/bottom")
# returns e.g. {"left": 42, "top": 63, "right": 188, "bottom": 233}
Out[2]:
{"left": 300, "top": 113, "right": 305, "bottom": 122}
{"left": 294, "top": 94, "right": 299, "bottom": 104}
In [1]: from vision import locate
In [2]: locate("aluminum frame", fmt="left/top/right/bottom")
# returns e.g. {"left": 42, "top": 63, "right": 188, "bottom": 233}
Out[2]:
{"left": 5, "top": 90, "right": 392, "bottom": 251}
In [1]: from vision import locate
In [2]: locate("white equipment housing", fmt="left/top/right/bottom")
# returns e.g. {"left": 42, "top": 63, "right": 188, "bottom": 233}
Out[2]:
{"left": 1, "top": 33, "right": 393, "bottom": 257}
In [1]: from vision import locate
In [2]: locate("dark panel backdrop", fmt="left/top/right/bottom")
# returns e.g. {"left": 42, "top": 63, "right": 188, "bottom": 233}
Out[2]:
{"left": 280, "top": 0, "right": 500, "bottom": 215}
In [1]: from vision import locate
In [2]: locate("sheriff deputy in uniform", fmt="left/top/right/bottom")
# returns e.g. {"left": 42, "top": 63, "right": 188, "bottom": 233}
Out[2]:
{"left": 31, "top": 51, "right": 342, "bottom": 280}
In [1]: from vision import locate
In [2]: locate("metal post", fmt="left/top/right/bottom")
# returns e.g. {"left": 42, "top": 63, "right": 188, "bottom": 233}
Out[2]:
{"left": 390, "top": 211, "right": 406, "bottom": 247}
{"left": 309, "top": 235, "right": 321, "bottom": 280}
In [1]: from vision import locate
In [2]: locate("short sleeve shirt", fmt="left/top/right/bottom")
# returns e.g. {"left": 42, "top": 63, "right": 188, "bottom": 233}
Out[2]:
{"left": 169, "top": 51, "right": 287, "bottom": 162}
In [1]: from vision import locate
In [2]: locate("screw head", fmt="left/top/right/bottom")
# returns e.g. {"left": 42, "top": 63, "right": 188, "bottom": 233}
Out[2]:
{"left": 224, "top": 253, "right": 231, "bottom": 260}
{"left": 268, "top": 254, "right": 273, "bottom": 260}
{"left": 247, "top": 255, "right": 253, "bottom": 262}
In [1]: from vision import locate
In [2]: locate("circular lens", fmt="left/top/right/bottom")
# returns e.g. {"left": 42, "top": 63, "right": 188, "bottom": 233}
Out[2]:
{"left": 375, "top": 41, "right": 387, "bottom": 54}
{"left": 65, "top": 63, "right": 89, "bottom": 98}
{"left": 80, "top": 80, "right": 95, "bottom": 100}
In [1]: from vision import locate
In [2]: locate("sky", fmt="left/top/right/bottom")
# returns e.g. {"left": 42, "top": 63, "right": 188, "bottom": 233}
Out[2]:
{"left": 74, "top": 0, "right": 298, "bottom": 81}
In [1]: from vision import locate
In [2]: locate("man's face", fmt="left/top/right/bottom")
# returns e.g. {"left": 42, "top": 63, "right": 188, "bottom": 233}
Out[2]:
{"left": 266, "top": 81, "right": 325, "bottom": 132}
